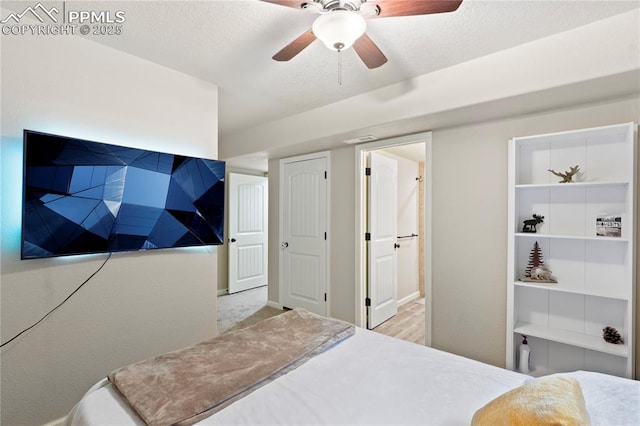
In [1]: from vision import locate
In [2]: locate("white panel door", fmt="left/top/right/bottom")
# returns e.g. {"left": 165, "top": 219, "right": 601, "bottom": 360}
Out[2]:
{"left": 368, "top": 152, "right": 398, "bottom": 328}
{"left": 228, "top": 173, "right": 268, "bottom": 294}
{"left": 280, "top": 156, "right": 327, "bottom": 316}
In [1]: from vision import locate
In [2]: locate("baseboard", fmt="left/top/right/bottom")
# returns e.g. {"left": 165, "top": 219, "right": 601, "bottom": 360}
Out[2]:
{"left": 217, "top": 288, "right": 228, "bottom": 296}
{"left": 398, "top": 291, "right": 421, "bottom": 307}
{"left": 41, "top": 416, "right": 66, "bottom": 426}
{"left": 266, "top": 300, "right": 283, "bottom": 310}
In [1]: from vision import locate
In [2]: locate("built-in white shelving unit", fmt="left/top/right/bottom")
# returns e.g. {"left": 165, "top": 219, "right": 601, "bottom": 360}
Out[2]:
{"left": 506, "top": 122, "right": 637, "bottom": 379}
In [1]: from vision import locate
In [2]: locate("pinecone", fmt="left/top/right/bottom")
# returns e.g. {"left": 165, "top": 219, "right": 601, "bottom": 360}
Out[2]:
{"left": 602, "top": 326, "right": 624, "bottom": 344}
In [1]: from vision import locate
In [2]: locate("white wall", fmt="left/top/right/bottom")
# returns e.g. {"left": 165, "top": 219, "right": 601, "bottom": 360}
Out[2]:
{"left": 0, "top": 31, "right": 219, "bottom": 425}
{"left": 267, "top": 158, "right": 281, "bottom": 306}
{"left": 327, "top": 146, "right": 356, "bottom": 321}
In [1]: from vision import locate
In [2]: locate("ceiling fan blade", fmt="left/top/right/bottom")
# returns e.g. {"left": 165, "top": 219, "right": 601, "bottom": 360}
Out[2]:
{"left": 353, "top": 34, "right": 388, "bottom": 69}
{"left": 273, "top": 29, "right": 316, "bottom": 61}
{"left": 371, "top": 0, "right": 463, "bottom": 19}
{"left": 259, "top": 0, "right": 308, "bottom": 10}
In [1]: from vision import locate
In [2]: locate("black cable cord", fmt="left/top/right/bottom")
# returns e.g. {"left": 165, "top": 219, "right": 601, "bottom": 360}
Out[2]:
{"left": 0, "top": 252, "right": 112, "bottom": 349}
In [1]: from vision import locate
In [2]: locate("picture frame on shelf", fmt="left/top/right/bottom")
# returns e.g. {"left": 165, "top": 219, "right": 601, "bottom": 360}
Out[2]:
{"left": 596, "top": 216, "right": 622, "bottom": 237}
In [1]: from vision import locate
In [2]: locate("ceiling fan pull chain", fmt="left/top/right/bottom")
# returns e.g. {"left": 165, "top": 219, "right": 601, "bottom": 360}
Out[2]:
{"left": 337, "top": 51, "right": 342, "bottom": 85}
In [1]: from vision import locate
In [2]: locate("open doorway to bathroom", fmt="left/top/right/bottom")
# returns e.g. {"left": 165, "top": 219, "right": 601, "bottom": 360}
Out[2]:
{"left": 355, "top": 132, "right": 433, "bottom": 346}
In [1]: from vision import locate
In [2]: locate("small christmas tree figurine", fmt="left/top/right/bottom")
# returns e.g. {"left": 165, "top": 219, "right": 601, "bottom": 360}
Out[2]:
{"left": 525, "top": 241, "right": 543, "bottom": 278}
{"left": 602, "top": 326, "right": 624, "bottom": 344}
{"left": 522, "top": 241, "right": 556, "bottom": 283}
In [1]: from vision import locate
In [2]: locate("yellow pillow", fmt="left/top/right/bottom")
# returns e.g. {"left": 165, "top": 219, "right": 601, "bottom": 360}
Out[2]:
{"left": 471, "top": 376, "right": 591, "bottom": 426}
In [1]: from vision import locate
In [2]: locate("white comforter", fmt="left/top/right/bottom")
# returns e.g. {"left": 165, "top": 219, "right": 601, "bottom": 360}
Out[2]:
{"left": 68, "top": 328, "right": 640, "bottom": 425}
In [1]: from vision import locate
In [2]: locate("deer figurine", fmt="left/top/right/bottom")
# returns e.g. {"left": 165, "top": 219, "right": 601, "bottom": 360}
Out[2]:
{"left": 522, "top": 214, "right": 544, "bottom": 233}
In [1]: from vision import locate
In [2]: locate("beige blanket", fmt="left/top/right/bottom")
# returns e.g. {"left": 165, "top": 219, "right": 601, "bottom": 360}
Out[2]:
{"left": 108, "top": 308, "right": 354, "bottom": 426}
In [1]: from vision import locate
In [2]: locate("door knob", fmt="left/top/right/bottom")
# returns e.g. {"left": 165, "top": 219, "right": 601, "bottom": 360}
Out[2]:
{"left": 394, "top": 243, "right": 400, "bottom": 249}
{"left": 229, "top": 238, "right": 236, "bottom": 243}
{"left": 281, "top": 242, "right": 289, "bottom": 248}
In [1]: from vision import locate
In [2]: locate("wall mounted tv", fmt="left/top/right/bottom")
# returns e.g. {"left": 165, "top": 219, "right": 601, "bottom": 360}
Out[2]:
{"left": 21, "top": 130, "right": 225, "bottom": 259}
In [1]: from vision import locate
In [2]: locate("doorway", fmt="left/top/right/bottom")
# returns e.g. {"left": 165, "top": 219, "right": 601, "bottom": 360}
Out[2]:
{"left": 356, "top": 132, "right": 433, "bottom": 345}
{"left": 217, "top": 172, "right": 272, "bottom": 335}
{"left": 279, "top": 152, "right": 330, "bottom": 316}
{"left": 367, "top": 151, "right": 399, "bottom": 329}
{"left": 227, "top": 173, "right": 268, "bottom": 294}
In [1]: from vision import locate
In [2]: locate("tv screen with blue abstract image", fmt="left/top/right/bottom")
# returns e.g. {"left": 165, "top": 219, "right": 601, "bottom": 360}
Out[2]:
{"left": 21, "top": 130, "right": 225, "bottom": 259}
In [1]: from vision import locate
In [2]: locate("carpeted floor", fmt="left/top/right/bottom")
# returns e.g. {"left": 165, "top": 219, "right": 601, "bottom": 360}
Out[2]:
{"left": 217, "top": 286, "right": 283, "bottom": 334}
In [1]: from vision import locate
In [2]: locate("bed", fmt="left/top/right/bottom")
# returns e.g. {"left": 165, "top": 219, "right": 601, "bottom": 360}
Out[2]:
{"left": 66, "top": 309, "right": 640, "bottom": 426}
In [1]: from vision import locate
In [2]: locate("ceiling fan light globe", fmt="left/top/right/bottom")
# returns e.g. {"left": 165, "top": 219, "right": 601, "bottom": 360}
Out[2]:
{"left": 312, "top": 10, "right": 366, "bottom": 52}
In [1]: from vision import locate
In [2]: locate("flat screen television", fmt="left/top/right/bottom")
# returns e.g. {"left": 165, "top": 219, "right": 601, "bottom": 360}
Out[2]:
{"left": 21, "top": 130, "right": 225, "bottom": 259}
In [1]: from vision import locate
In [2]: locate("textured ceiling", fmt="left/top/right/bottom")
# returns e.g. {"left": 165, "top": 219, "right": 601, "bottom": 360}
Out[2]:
{"left": 6, "top": 1, "right": 639, "bottom": 142}
{"left": 73, "top": 0, "right": 639, "bottom": 140}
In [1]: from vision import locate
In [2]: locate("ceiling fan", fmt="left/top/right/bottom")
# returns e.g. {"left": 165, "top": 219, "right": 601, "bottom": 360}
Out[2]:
{"left": 260, "top": 0, "right": 463, "bottom": 69}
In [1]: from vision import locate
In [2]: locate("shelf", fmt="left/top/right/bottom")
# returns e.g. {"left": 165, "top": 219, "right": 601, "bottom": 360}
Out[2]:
{"left": 515, "top": 181, "right": 629, "bottom": 189}
{"left": 512, "top": 123, "right": 632, "bottom": 146}
{"left": 514, "top": 233, "right": 629, "bottom": 243}
{"left": 514, "top": 281, "right": 629, "bottom": 301}
{"left": 513, "top": 323, "right": 629, "bottom": 358}
{"left": 508, "top": 122, "right": 635, "bottom": 378}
